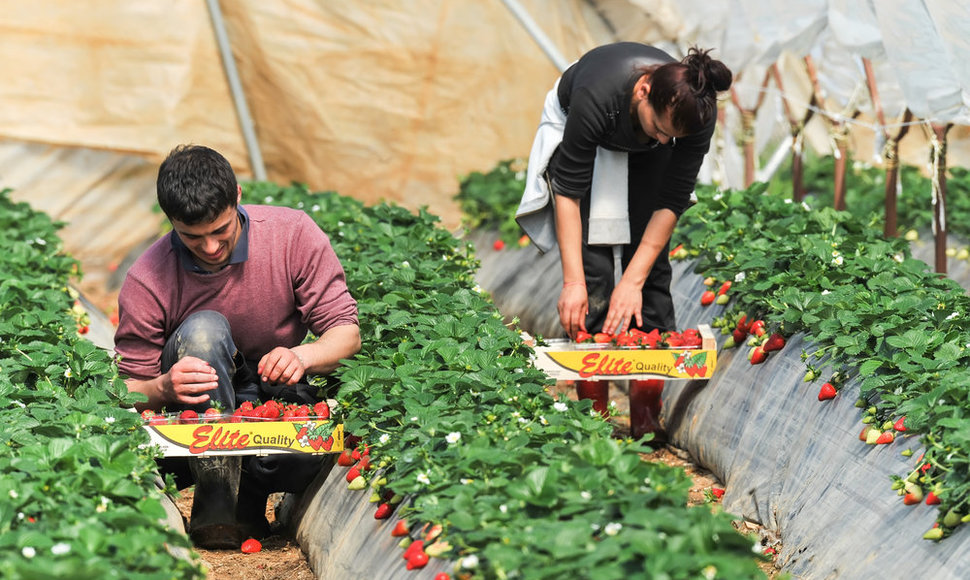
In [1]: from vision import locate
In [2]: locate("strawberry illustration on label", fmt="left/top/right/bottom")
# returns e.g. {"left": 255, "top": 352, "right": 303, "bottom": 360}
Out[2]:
{"left": 309, "top": 436, "right": 324, "bottom": 451}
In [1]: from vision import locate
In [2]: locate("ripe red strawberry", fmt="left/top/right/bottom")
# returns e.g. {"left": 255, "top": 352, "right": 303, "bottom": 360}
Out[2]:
{"left": 593, "top": 332, "right": 613, "bottom": 344}
{"left": 903, "top": 493, "right": 922, "bottom": 505}
{"left": 817, "top": 383, "right": 837, "bottom": 401}
{"left": 374, "top": 502, "right": 392, "bottom": 519}
{"left": 762, "top": 333, "right": 786, "bottom": 352}
{"left": 575, "top": 330, "right": 593, "bottom": 343}
{"left": 736, "top": 314, "right": 751, "bottom": 333}
{"left": 700, "top": 290, "right": 716, "bottom": 306}
{"left": 313, "top": 401, "right": 330, "bottom": 419}
{"left": 875, "top": 431, "right": 894, "bottom": 444}
{"left": 402, "top": 539, "right": 424, "bottom": 560}
{"left": 406, "top": 550, "right": 429, "bottom": 570}
{"left": 718, "top": 281, "right": 732, "bottom": 296}
{"left": 179, "top": 409, "right": 199, "bottom": 424}
{"left": 435, "top": 573, "right": 451, "bottom": 580}
{"left": 140, "top": 409, "right": 156, "bottom": 422}
{"left": 732, "top": 328, "right": 748, "bottom": 344}
{"left": 345, "top": 465, "right": 361, "bottom": 483}
{"left": 711, "top": 487, "right": 725, "bottom": 499}
{"left": 492, "top": 239, "right": 505, "bottom": 251}
{"left": 391, "top": 519, "right": 410, "bottom": 537}
{"left": 203, "top": 407, "right": 222, "bottom": 421}
{"left": 749, "top": 320, "right": 766, "bottom": 337}
{"left": 749, "top": 346, "right": 767, "bottom": 365}
{"left": 926, "top": 491, "right": 941, "bottom": 505}
{"left": 240, "top": 538, "right": 262, "bottom": 553}
{"left": 337, "top": 449, "right": 354, "bottom": 466}
{"left": 893, "top": 416, "right": 907, "bottom": 432}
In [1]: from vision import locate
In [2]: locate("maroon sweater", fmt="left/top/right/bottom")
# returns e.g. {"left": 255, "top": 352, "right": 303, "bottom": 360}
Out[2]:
{"left": 114, "top": 205, "right": 359, "bottom": 381}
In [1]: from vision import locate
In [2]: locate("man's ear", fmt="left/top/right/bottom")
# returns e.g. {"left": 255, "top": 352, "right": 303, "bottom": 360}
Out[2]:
{"left": 236, "top": 184, "right": 242, "bottom": 204}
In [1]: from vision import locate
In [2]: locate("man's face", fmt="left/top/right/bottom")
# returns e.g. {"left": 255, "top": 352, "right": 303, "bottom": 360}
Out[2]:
{"left": 171, "top": 204, "right": 241, "bottom": 272}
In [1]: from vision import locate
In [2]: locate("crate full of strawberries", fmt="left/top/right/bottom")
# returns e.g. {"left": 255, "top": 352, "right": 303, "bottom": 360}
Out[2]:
{"left": 140, "top": 399, "right": 343, "bottom": 457}
{"left": 529, "top": 325, "right": 717, "bottom": 381}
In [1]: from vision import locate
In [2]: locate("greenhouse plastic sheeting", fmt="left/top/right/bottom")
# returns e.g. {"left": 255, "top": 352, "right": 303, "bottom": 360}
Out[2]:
{"left": 474, "top": 241, "right": 970, "bottom": 579}
{"left": 672, "top": 263, "right": 970, "bottom": 579}
{"left": 279, "top": 461, "right": 455, "bottom": 579}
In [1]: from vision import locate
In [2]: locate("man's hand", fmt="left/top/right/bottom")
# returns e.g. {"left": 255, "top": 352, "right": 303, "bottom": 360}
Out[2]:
{"left": 257, "top": 347, "right": 305, "bottom": 385}
{"left": 558, "top": 284, "right": 589, "bottom": 339}
{"left": 163, "top": 356, "right": 218, "bottom": 406}
{"left": 602, "top": 279, "right": 643, "bottom": 335}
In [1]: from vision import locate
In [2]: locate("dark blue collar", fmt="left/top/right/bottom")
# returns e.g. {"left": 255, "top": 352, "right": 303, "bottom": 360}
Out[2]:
{"left": 171, "top": 205, "right": 250, "bottom": 274}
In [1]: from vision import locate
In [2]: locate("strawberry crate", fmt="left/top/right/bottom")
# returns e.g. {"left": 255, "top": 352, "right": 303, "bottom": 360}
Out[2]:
{"left": 528, "top": 324, "right": 717, "bottom": 381}
{"left": 140, "top": 399, "right": 344, "bottom": 457}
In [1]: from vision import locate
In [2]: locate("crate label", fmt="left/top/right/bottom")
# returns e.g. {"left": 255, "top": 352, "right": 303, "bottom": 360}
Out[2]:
{"left": 539, "top": 348, "right": 714, "bottom": 379}
{"left": 143, "top": 420, "right": 344, "bottom": 457}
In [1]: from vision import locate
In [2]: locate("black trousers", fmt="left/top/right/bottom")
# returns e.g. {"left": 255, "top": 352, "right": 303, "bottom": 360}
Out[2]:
{"left": 578, "top": 148, "right": 678, "bottom": 334}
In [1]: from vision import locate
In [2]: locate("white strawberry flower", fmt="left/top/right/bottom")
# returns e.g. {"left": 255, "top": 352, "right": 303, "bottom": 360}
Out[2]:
{"left": 64, "top": 368, "right": 72, "bottom": 378}
{"left": 9, "top": 489, "right": 18, "bottom": 499}
{"left": 553, "top": 402, "right": 568, "bottom": 412}
{"left": 802, "top": 201, "right": 811, "bottom": 211}
{"left": 702, "top": 565, "right": 718, "bottom": 579}
{"left": 460, "top": 555, "right": 479, "bottom": 569}
{"left": 264, "top": 196, "right": 274, "bottom": 203}
{"left": 51, "top": 543, "right": 70, "bottom": 555}
{"left": 604, "top": 522, "right": 622, "bottom": 536}
{"left": 734, "top": 271, "right": 746, "bottom": 282}
{"left": 832, "top": 255, "right": 844, "bottom": 266}
{"left": 893, "top": 253, "right": 905, "bottom": 263}
{"left": 947, "top": 312, "right": 959, "bottom": 320}
{"left": 104, "top": 416, "right": 115, "bottom": 424}
{"left": 401, "top": 261, "right": 410, "bottom": 268}
{"left": 379, "top": 433, "right": 390, "bottom": 444}
{"left": 417, "top": 472, "right": 431, "bottom": 485}
{"left": 311, "top": 204, "right": 321, "bottom": 212}
{"left": 539, "top": 415, "right": 548, "bottom": 425}
{"left": 445, "top": 432, "right": 461, "bottom": 444}
{"left": 580, "top": 491, "right": 592, "bottom": 500}
{"left": 499, "top": 504, "right": 508, "bottom": 513}
{"left": 22, "top": 547, "right": 35, "bottom": 559}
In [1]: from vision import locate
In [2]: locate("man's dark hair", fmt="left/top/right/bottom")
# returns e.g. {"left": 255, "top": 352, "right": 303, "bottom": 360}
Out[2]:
{"left": 157, "top": 145, "right": 238, "bottom": 225}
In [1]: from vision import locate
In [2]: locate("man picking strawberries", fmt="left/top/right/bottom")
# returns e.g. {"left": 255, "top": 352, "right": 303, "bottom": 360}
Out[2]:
{"left": 114, "top": 145, "right": 360, "bottom": 549}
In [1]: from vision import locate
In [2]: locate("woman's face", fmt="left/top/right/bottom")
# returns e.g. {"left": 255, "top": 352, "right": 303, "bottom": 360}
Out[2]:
{"left": 636, "top": 97, "right": 681, "bottom": 145}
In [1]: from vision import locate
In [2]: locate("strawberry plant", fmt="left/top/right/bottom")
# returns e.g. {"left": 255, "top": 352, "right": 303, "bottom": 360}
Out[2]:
{"left": 674, "top": 179, "right": 970, "bottom": 538}
{"left": 453, "top": 158, "right": 529, "bottom": 245}
{"left": 0, "top": 189, "right": 202, "bottom": 579}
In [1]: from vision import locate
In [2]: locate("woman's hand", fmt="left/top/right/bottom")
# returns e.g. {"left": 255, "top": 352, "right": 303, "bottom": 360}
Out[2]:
{"left": 558, "top": 284, "right": 589, "bottom": 339}
{"left": 603, "top": 279, "right": 643, "bottom": 335}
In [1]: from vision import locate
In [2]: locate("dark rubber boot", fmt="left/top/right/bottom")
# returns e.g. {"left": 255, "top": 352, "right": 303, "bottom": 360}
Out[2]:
{"left": 629, "top": 379, "right": 666, "bottom": 443}
{"left": 576, "top": 380, "right": 610, "bottom": 418}
{"left": 187, "top": 456, "right": 243, "bottom": 550}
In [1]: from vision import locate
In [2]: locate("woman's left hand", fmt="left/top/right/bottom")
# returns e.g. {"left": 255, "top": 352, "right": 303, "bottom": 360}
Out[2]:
{"left": 603, "top": 279, "right": 643, "bottom": 335}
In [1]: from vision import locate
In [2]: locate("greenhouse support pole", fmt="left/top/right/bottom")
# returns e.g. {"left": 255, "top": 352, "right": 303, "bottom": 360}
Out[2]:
{"left": 931, "top": 123, "right": 951, "bottom": 274}
{"left": 498, "top": 0, "right": 570, "bottom": 73}
{"left": 206, "top": 0, "right": 267, "bottom": 181}
{"left": 772, "top": 63, "right": 815, "bottom": 201}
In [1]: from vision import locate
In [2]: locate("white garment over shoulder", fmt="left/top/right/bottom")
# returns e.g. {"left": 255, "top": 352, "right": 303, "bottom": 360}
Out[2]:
{"left": 515, "top": 78, "right": 630, "bottom": 255}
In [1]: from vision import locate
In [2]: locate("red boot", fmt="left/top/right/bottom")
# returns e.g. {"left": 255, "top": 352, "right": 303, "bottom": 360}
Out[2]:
{"left": 576, "top": 380, "right": 610, "bottom": 418}
{"left": 629, "top": 379, "right": 665, "bottom": 442}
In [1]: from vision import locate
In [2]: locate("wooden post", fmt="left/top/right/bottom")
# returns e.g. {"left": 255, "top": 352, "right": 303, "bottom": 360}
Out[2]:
{"left": 805, "top": 56, "right": 853, "bottom": 211}
{"left": 862, "top": 58, "right": 912, "bottom": 238}
{"left": 729, "top": 69, "right": 773, "bottom": 188}
{"left": 771, "top": 63, "right": 816, "bottom": 202}
{"left": 930, "top": 123, "right": 951, "bottom": 274}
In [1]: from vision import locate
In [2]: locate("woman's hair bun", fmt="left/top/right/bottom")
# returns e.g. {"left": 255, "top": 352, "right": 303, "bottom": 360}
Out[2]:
{"left": 684, "top": 46, "right": 733, "bottom": 95}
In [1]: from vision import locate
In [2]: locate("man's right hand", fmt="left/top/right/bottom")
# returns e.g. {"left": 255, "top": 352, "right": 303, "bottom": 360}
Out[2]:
{"left": 160, "top": 356, "right": 218, "bottom": 406}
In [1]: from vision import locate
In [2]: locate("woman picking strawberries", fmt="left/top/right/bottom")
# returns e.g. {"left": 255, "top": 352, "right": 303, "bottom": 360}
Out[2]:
{"left": 516, "top": 42, "right": 732, "bottom": 439}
